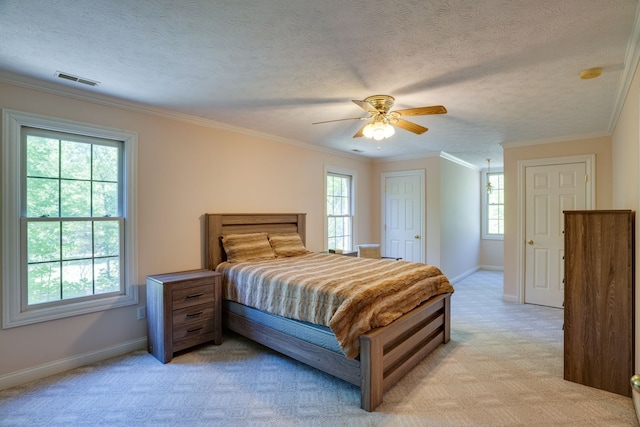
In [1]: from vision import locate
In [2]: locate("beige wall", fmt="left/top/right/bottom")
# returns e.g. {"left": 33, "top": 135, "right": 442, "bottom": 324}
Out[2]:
{"left": 611, "top": 57, "right": 640, "bottom": 370}
{"left": 480, "top": 240, "right": 504, "bottom": 269}
{"left": 502, "top": 136, "right": 613, "bottom": 301}
{"left": 0, "top": 82, "right": 372, "bottom": 378}
{"left": 439, "top": 159, "right": 481, "bottom": 280}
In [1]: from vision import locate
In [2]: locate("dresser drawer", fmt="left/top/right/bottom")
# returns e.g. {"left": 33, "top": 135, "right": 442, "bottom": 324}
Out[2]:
{"left": 172, "top": 284, "right": 215, "bottom": 310}
{"left": 172, "top": 303, "right": 215, "bottom": 326}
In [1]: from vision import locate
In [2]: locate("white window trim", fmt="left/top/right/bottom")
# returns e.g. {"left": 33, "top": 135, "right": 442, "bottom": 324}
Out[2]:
{"left": 2, "top": 109, "right": 138, "bottom": 328}
{"left": 323, "top": 166, "right": 357, "bottom": 251}
{"left": 481, "top": 167, "right": 504, "bottom": 241}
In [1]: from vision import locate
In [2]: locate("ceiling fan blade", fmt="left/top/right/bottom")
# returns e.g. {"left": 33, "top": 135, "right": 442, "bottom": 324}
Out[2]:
{"left": 393, "top": 105, "right": 447, "bottom": 116}
{"left": 352, "top": 99, "right": 379, "bottom": 113}
{"left": 394, "top": 119, "right": 428, "bottom": 135}
{"left": 312, "top": 117, "right": 366, "bottom": 125}
{"left": 353, "top": 124, "right": 367, "bottom": 138}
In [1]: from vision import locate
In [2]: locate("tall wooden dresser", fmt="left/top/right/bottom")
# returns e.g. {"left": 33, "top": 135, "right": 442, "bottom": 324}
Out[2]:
{"left": 563, "top": 210, "right": 635, "bottom": 397}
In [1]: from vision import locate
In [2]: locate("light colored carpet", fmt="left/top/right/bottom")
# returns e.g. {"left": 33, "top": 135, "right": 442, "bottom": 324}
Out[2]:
{"left": 0, "top": 270, "right": 636, "bottom": 426}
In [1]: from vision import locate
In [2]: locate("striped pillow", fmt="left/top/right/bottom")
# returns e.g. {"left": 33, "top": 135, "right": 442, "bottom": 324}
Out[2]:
{"left": 268, "top": 233, "right": 310, "bottom": 257}
{"left": 222, "top": 232, "right": 275, "bottom": 263}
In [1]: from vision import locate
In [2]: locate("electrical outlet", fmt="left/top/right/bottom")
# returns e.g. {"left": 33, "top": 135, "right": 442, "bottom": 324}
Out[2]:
{"left": 137, "top": 305, "right": 146, "bottom": 320}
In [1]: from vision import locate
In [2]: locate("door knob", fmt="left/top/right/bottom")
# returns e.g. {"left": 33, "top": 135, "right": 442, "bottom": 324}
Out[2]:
{"left": 527, "top": 240, "right": 534, "bottom": 245}
{"left": 415, "top": 235, "right": 420, "bottom": 239}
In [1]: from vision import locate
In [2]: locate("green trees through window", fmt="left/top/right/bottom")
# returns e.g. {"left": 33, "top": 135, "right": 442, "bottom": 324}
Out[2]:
{"left": 326, "top": 172, "right": 353, "bottom": 251}
{"left": 24, "top": 130, "right": 123, "bottom": 305}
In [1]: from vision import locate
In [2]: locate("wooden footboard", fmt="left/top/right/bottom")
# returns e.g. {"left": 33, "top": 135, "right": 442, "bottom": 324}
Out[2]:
{"left": 223, "top": 292, "right": 451, "bottom": 411}
{"left": 360, "top": 292, "right": 451, "bottom": 411}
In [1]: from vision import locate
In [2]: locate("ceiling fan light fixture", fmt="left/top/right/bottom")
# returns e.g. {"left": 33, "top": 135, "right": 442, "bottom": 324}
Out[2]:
{"left": 363, "top": 121, "right": 395, "bottom": 141}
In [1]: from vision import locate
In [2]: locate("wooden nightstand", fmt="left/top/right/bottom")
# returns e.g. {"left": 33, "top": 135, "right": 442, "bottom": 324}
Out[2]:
{"left": 146, "top": 269, "right": 222, "bottom": 363}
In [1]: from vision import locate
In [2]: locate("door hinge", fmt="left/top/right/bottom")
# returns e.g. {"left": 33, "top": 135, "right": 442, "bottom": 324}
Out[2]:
{"left": 585, "top": 174, "right": 588, "bottom": 183}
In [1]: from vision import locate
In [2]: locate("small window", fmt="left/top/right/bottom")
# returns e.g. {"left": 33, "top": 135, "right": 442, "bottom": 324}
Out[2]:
{"left": 326, "top": 170, "right": 354, "bottom": 251}
{"left": 2, "top": 110, "right": 138, "bottom": 328}
{"left": 483, "top": 170, "right": 504, "bottom": 240}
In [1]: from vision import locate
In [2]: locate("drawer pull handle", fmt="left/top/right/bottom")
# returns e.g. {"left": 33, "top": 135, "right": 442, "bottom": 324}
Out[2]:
{"left": 186, "top": 293, "right": 204, "bottom": 299}
{"left": 186, "top": 311, "right": 203, "bottom": 317}
{"left": 187, "top": 326, "right": 203, "bottom": 333}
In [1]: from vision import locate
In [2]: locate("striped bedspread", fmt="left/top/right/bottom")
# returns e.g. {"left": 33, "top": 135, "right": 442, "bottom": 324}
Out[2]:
{"left": 215, "top": 253, "right": 454, "bottom": 359}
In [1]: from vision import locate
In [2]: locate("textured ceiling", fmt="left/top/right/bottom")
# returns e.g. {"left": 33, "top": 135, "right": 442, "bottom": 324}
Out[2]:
{"left": 1, "top": 1, "right": 639, "bottom": 168}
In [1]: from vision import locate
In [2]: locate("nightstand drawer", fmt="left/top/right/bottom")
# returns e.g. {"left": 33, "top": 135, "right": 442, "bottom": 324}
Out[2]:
{"left": 173, "top": 303, "right": 215, "bottom": 326}
{"left": 172, "top": 319, "right": 216, "bottom": 345}
{"left": 172, "top": 284, "right": 215, "bottom": 309}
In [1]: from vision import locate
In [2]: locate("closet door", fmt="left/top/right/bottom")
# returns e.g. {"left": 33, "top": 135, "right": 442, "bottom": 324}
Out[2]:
{"left": 564, "top": 210, "right": 635, "bottom": 397}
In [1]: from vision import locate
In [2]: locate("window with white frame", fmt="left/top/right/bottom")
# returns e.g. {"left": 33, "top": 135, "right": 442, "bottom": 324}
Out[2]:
{"left": 482, "top": 169, "right": 504, "bottom": 239}
{"left": 326, "top": 170, "right": 354, "bottom": 251}
{"left": 2, "top": 110, "right": 138, "bottom": 328}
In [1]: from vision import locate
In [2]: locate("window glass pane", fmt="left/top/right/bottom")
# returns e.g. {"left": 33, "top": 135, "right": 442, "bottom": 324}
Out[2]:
{"left": 93, "top": 182, "right": 118, "bottom": 217}
{"left": 93, "top": 144, "right": 118, "bottom": 182}
{"left": 335, "top": 217, "right": 344, "bottom": 238}
{"left": 94, "top": 221, "right": 120, "bottom": 257}
{"left": 95, "top": 257, "right": 120, "bottom": 294}
{"left": 61, "top": 140, "right": 91, "bottom": 180}
{"left": 26, "top": 177, "right": 59, "bottom": 217}
{"left": 27, "top": 221, "right": 60, "bottom": 263}
{"left": 26, "top": 135, "right": 58, "bottom": 178}
{"left": 62, "top": 221, "right": 93, "bottom": 260}
{"left": 62, "top": 259, "right": 93, "bottom": 299}
{"left": 61, "top": 180, "right": 91, "bottom": 217}
{"left": 488, "top": 205, "right": 501, "bottom": 220}
{"left": 28, "top": 262, "right": 61, "bottom": 304}
{"left": 327, "top": 237, "right": 336, "bottom": 251}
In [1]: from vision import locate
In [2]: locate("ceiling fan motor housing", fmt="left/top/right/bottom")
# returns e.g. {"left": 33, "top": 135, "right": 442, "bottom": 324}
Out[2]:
{"left": 365, "top": 95, "right": 395, "bottom": 113}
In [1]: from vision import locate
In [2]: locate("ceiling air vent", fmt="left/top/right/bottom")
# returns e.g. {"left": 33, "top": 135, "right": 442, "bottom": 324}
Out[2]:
{"left": 55, "top": 71, "right": 100, "bottom": 87}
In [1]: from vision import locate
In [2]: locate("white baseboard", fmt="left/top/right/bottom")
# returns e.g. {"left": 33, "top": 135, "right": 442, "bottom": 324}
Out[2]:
{"left": 478, "top": 265, "right": 504, "bottom": 271}
{"left": 502, "top": 294, "right": 519, "bottom": 303}
{"left": 448, "top": 266, "right": 504, "bottom": 284}
{"left": 448, "top": 266, "right": 480, "bottom": 284}
{"left": 0, "top": 337, "right": 147, "bottom": 391}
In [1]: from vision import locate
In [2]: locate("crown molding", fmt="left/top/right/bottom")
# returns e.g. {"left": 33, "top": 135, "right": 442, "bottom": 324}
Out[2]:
{"left": 373, "top": 150, "right": 477, "bottom": 170}
{"left": 500, "top": 131, "right": 609, "bottom": 149}
{"left": 608, "top": 1, "right": 640, "bottom": 133}
{"left": 439, "top": 152, "right": 478, "bottom": 170}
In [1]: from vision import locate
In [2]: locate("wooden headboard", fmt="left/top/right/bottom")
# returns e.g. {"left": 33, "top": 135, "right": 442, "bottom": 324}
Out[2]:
{"left": 205, "top": 213, "right": 307, "bottom": 270}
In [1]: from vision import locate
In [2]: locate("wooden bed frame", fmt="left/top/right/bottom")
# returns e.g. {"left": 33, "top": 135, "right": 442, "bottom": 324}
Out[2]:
{"left": 204, "top": 213, "right": 452, "bottom": 411}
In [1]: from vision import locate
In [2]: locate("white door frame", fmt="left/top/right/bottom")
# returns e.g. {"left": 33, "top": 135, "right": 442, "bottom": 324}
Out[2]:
{"left": 381, "top": 169, "right": 425, "bottom": 263}
{"left": 515, "top": 154, "right": 595, "bottom": 304}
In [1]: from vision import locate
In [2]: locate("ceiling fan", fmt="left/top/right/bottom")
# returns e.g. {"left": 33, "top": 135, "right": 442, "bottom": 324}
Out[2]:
{"left": 312, "top": 95, "right": 447, "bottom": 141}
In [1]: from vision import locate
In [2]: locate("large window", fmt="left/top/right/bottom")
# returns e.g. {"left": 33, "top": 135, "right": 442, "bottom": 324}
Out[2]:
{"left": 482, "top": 170, "right": 504, "bottom": 240}
{"left": 326, "top": 170, "right": 354, "bottom": 251}
{"left": 2, "top": 110, "right": 138, "bottom": 328}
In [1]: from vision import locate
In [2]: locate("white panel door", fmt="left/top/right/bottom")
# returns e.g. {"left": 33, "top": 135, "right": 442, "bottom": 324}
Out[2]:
{"left": 524, "top": 162, "right": 586, "bottom": 308}
{"left": 384, "top": 173, "right": 423, "bottom": 262}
